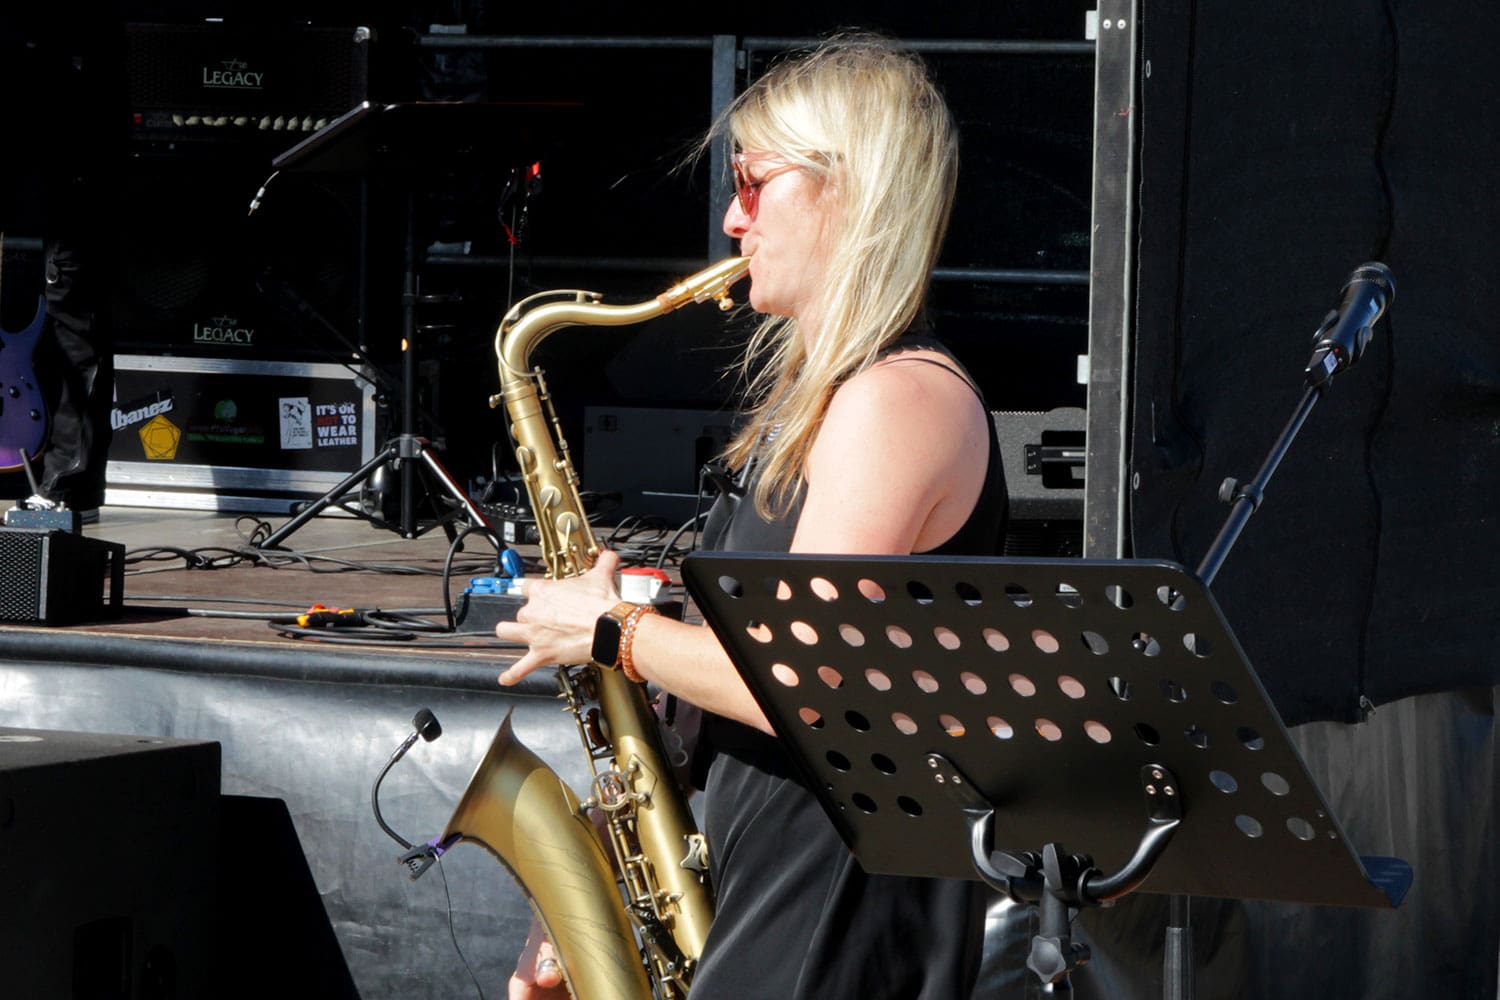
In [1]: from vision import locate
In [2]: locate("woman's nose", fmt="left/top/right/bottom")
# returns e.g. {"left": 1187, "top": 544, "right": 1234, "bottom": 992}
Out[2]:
{"left": 723, "top": 197, "right": 749, "bottom": 238}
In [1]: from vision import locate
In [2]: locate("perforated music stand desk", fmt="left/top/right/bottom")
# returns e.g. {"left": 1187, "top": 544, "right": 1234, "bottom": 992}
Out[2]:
{"left": 682, "top": 553, "right": 1410, "bottom": 913}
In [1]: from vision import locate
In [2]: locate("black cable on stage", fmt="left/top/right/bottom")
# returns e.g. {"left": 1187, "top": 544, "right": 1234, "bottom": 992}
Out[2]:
{"left": 125, "top": 594, "right": 313, "bottom": 609}
{"left": 268, "top": 613, "right": 524, "bottom": 647}
{"left": 112, "top": 515, "right": 525, "bottom": 647}
{"left": 122, "top": 541, "right": 497, "bottom": 578}
{"left": 656, "top": 511, "right": 709, "bottom": 571}
{"left": 439, "top": 522, "right": 510, "bottom": 631}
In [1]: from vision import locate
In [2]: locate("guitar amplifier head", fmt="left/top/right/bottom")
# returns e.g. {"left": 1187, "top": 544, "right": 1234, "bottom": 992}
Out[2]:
{"left": 0, "top": 528, "right": 125, "bottom": 625}
{"left": 124, "top": 21, "right": 371, "bottom": 155}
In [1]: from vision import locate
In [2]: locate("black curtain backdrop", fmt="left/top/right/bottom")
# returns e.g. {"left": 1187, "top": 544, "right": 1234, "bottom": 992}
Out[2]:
{"left": 1130, "top": 0, "right": 1500, "bottom": 726}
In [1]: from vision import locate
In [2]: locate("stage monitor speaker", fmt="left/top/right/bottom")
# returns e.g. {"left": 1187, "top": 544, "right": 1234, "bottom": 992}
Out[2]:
{"left": 0, "top": 727, "right": 221, "bottom": 999}
{"left": 0, "top": 527, "right": 125, "bottom": 625}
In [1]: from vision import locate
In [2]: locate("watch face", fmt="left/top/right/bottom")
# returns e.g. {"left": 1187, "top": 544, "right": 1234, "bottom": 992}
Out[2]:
{"left": 591, "top": 611, "right": 625, "bottom": 667}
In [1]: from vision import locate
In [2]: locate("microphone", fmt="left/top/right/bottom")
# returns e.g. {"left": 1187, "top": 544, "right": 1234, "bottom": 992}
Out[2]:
{"left": 1304, "top": 262, "right": 1395, "bottom": 388}
{"left": 371, "top": 708, "right": 443, "bottom": 850}
{"left": 390, "top": 707, "right": 443, "bottom": 762}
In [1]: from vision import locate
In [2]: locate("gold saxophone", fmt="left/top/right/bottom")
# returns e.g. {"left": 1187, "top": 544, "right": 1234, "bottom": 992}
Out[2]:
{"left": 436, "top": 256, "right": 751, "bottom": 999}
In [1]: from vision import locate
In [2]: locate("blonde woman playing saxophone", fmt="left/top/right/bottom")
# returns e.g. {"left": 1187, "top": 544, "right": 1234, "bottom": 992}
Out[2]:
{"left": 498, "top": 33, "right": 1007, "bottom": 1000}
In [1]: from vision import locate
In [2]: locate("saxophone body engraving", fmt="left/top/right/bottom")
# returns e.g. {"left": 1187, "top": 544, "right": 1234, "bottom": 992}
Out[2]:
{"left": 440, "top": 256, "right": 751, "bottom": 999}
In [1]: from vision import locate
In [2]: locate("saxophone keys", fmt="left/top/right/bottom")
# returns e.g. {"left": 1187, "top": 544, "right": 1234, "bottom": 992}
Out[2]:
{"left": 680, "top": 833, "right": 711, "bottom": 875}
{"left": 593, "top": 771, "right": 631, "bottom": 810}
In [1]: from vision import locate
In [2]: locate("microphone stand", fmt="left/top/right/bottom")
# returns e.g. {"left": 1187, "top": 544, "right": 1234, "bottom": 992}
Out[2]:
{"left": 1195, "top": 383, "right": 1321, "bottom": 587}
{"left": 1164, "top": 261, "right": 1394, "bottom": 999}
{"left": 1196, "top": 257, "right": 1394, "bottom": 584}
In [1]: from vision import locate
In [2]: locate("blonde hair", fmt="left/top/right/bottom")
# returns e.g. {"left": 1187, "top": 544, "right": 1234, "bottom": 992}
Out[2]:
{"left": 712, "top": 33, "right": 959, "bottom": 518}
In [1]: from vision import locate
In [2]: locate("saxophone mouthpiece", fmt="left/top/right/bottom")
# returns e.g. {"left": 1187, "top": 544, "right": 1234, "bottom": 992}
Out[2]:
{"left": 657, "top": 256, "right": 753, "bottom": 313}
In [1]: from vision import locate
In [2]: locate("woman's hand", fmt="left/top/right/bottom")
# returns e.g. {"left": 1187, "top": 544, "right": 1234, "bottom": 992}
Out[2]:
{"left": 495, "top": 549, "right": 623, "bottom": 686}
{"left": 508, "top": 918, "right": 567, "bottom": 999}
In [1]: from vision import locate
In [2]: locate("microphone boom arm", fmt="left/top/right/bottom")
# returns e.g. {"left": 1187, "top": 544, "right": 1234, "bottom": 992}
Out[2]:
{"left": 1196, "top": 261, "right": 1394, "bottom": 587}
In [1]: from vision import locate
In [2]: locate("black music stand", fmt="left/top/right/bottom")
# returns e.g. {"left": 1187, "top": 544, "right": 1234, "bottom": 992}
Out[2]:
{"left": 253, "top": 102, "right": 552, "bottom": 548}
{"left": 681, "top": 552, "right": 1411, "bottom": 994}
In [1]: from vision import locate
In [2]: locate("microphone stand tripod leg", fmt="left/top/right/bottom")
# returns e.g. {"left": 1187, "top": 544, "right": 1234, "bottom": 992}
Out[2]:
{"left": 255, "top": 441, "right": 401, "bottom": 550}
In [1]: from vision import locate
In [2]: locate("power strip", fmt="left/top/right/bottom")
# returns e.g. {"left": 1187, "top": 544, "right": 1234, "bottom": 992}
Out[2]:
{"left": 480, "top": 502, "right": 539, "bottom": 545}
{"left": 454, "top": 591, "right": 526, "bottom": 633}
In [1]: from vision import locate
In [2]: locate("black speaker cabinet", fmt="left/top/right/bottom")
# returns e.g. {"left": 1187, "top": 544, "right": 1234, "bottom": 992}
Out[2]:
{"left": 0, "top": 528, "right": 125, "bottom": 625}
{"left": 111, "top": 163, "right": 369, "bottom": 362}
{"left": 0, "top": 727, "right": 221, "bottom": 999}
{"left": 116, "top": 22, "right": 375, "bottom": 363}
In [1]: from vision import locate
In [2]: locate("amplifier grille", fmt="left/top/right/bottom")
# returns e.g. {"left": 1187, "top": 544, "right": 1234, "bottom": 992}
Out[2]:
{"left": 0, "top": 528, "right": 125, "bottom": 625}
{"left": 124, "top": 22, "right": 371, "bottom": 153}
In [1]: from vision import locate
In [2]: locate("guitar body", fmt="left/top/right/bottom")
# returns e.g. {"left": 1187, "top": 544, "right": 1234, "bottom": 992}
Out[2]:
{"left": 0, "top": 295, "right": 49, "bottom": 471}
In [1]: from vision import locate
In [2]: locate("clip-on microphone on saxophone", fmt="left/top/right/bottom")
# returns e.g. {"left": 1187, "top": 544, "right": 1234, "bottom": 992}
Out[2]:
{"left": 372, "top": 708, "right": 443, "bottom": 861}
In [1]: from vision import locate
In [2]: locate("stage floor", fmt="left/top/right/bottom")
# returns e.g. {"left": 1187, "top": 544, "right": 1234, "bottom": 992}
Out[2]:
{"left": 0, "top": 504, "right": 548, "bottom": 673}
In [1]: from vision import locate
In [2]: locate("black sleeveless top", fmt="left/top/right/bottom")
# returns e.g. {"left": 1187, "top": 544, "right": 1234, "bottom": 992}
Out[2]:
{"left": 689, "top": 336, "right": 1006, "bottom": 1000}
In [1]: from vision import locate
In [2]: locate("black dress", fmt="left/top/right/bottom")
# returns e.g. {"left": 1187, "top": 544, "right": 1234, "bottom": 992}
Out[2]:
{"left": 688, "top": 336, "right": 1008, "bottom": 999}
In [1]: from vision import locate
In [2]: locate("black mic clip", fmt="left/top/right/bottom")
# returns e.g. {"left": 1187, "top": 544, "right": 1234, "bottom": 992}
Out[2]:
{"left": 700, "top": 460, "right": 743, "bottom": 499}
{"left": 1304, "top": 261, "right": 1394, "bottom": 390}
{"left": 399, "top": 836, "right": 453, "bottom": 880}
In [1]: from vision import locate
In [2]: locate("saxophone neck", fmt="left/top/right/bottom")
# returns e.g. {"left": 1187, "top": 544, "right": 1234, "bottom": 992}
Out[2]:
{"left": 493, "top": 257, "right": 752, "bottom": 385}
{"left": 656, "top": 255, "right": 753, "bottom": 313}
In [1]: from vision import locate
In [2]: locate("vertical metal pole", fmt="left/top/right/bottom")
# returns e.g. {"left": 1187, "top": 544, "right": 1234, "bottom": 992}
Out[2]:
{"left": 1083, "top": 0, "right": 1141, "bottom": 559}
{"left": 707, "top": 35, "right": 738, "bottom": 261}
{"left": 400, "top": 190, "right": 418, "bottom": 537}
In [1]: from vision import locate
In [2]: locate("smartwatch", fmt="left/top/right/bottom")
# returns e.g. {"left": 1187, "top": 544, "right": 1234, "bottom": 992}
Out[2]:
{"left": 591, "top": 601, "right": 639, "bottom": 670}
{"left": 591, "top": 601, "right": 659, "bottom": 682}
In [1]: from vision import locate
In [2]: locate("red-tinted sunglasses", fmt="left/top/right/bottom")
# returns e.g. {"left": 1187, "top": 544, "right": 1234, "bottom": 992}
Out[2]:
{"left": 730, "top": 154, "right": 801, "bottom": 217}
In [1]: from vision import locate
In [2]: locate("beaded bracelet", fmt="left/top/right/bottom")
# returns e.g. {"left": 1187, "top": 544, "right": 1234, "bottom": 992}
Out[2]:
{"left": 618, "top": 604, "right": 659, "bottom": 683}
